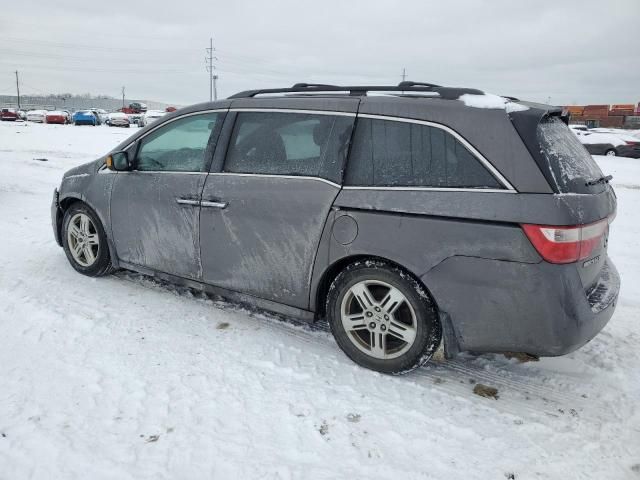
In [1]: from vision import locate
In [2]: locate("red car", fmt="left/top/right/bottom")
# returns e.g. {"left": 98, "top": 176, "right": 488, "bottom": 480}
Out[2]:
{"left": 45, "top": 111, "right": 71, "bottom": 124}
{"left": 1, "top": 108, "right": 19, "bottom": 121}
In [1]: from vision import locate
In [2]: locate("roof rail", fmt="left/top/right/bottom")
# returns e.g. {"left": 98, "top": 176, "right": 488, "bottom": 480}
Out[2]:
{"left": 397, "top": 81, "right": 442, "bottom": 88}
{"left": 228, "top": 82, "right": 484, "bottom": 100}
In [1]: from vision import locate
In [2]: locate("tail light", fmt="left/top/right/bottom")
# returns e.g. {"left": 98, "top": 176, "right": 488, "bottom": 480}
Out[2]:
{"left": 625, "top": 141, "right": 638, "bottom": 146}
{"left": 522, "top": 217, "right": 611, "bottom": 264}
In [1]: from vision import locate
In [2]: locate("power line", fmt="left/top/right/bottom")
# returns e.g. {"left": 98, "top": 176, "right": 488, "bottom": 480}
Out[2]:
{"left": 205, "top": 38, "right": 218, "bottom": 101}
{"left": 15, "top": 71, "right": 20, "bottom": 108}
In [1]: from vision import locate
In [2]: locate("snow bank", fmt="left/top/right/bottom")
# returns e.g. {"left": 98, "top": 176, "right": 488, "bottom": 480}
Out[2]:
{"left": 458, "top": 93, "right": 530, "bottom": 113}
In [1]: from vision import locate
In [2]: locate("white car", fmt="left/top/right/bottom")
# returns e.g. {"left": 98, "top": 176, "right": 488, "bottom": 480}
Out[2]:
{"left": 569, "top": 124, "right": 589, "bottom": 132}
{"left": 106, "top": 112, "right": 130, "bottom": 128}
{"left": 89, "top": 108, "right": 108, "bottom": 124}
{"left": 139, "top": 110, "right": 166, "bottom": 127}
{"left": 26, "top": 110, "right": 47, "bottom": 123}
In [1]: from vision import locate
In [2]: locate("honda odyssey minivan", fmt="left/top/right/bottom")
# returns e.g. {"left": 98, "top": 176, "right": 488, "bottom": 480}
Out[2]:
{"left": 51, "top": 82, "right": 619, "bottom": 374}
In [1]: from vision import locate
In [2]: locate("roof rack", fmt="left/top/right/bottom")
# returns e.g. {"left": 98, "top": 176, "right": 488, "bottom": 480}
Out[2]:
{"left": 228, "top": 82, "right": 484, "bottom": 100}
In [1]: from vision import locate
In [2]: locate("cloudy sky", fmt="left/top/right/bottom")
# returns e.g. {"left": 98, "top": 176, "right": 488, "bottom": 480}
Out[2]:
{"left": 1, "top": 0, "right": 638, "bottom": 106}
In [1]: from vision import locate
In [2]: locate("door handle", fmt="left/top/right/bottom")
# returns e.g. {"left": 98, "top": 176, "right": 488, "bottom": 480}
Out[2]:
{"left": 176, "top": 198, "right": 200, "bottom": 206}
{"left": 201, "top": 200, "right": 228, "bottom": 209}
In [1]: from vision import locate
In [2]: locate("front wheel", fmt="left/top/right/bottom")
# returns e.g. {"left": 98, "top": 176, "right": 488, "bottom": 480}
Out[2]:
{"left": 327, "top": 260, "right": 441, "bottom": 374}
{"left": 605, "top": 149, "right": 617, "bottom": 156}
{"left": 62, "top": 203, "right": 113, "bottom": 277}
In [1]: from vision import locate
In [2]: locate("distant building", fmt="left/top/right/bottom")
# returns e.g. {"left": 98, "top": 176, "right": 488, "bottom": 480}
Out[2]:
{"left": 565, "top": 102, "right": 640, "bottom": 129}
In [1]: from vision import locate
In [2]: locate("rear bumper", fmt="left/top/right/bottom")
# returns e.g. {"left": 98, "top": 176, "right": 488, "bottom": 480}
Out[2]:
{"left": 422, "top": 255, "right": 620, "bottom": 356}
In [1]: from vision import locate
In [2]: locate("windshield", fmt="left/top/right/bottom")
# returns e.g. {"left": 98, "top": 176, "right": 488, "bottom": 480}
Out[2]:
{"left": 537, "top": 116, "right": 606, "bottom": 194}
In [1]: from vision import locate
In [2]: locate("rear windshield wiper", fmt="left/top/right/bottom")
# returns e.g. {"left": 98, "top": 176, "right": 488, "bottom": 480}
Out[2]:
{"left": 585, "top": 175, "right": 613, "bottom": 187}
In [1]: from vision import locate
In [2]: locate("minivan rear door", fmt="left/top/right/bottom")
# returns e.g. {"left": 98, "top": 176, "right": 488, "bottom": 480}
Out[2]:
{"left": 199, "top": 103, "right": 356, "bottom": 309}
{"left": 520, "top": 114, "right": 617, "bottom": 290}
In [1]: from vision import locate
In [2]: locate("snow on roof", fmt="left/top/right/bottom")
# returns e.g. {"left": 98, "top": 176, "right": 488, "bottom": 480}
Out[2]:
{"left": 458, "top": 93, "right": 529, "bottom": 113}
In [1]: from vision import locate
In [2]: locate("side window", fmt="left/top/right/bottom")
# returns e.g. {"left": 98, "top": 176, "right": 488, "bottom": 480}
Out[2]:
{"left": 224, "top": 112, "right": 354, "bottom": 183}
{"left": 136, "top": 113, "right": 220, "bottom": 172}
{"left": 344, "top": 118, "right": 502, "bottom": 188}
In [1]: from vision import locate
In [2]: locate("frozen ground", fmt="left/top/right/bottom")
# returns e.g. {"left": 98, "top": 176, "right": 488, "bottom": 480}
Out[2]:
{"left": 0, "top": 121, "right": 639, "bottom": 479}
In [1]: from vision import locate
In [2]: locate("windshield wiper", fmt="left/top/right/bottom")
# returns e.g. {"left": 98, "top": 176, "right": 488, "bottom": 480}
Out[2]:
{"left": 585, "top": 175, "right": 613, "bottom": 187}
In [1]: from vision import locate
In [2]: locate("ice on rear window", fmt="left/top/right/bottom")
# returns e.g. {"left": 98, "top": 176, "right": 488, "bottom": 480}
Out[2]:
{"left": 537, "top": 117, "right": 604, "bottom": 193}
{"left": 458, "top": 93, "right": 529, "bottom": 113}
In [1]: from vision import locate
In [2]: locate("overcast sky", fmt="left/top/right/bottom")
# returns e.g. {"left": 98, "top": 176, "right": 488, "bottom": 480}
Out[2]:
{"left": 1, "top": 0, "right": 638, "bottom": 106}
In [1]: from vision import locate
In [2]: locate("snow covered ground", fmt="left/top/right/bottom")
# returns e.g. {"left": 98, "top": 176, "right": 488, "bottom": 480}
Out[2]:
{"left": 0, "top": 121, "right": 639, "bottom": 479}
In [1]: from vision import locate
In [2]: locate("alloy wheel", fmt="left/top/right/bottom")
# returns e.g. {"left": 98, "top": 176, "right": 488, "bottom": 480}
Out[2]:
{"left": 67, "top": 213, "right": 100, "bottom": 267}
{"left": 340, "top": 280, "right": 417, "bottom": 360}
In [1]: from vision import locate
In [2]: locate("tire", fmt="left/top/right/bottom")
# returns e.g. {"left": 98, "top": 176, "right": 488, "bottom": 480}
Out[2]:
{"left": 605, "top": 149, "right": 617, "bottom": 156}
{"left": 61, "top": 202, "right": 113, "bottom": 277}
{"left": 326, "top": 260, "right": 441, "bottom": 374}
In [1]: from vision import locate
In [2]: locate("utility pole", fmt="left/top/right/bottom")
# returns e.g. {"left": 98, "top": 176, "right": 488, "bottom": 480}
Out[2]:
{"left": 205, "top": 38, "right": 218, "bottom": 101}
{"left": 401, "top": 67, "right": 407, "bottom": 83}
{"left": 15, "top": 71, "right": 21, "bottom": 109}
{"left": 121, "top": 86, "right": 125, "bottom": 109}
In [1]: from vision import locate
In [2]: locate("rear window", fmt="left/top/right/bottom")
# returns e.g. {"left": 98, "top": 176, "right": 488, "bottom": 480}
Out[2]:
{"left": 537, "top": 117, "right": 605, "bottom": 194}
{"left": 344, "top": 118, "right": 502, "bottom": 188}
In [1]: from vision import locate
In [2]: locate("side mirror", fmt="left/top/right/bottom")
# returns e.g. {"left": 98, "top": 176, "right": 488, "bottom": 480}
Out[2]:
{"left": 105, "top": 151, "right": 131, "bottom": 171}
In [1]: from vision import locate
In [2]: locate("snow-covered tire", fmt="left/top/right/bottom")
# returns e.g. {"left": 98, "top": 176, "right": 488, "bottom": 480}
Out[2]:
{"left": 61, "top": 202, "right": 113, "bottom": 277}
{"left": 326, "top": 260, "right": 441, "bottom": 375}
{"left": 605, "top": 149, "right": 617, "bottom": 157}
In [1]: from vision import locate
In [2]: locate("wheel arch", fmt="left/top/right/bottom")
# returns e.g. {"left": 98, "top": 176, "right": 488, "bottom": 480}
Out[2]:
{"left": 313, "top": 254, "right": 441, "bottom": 320}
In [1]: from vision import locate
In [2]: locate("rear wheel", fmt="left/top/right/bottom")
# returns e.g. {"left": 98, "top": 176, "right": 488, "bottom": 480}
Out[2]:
{"left": 605, "top": 149, "right": 617, "bottom": 156}
{"left": 327, "top": 260, "right": 441, "bottom": 374}
{"left": 62, "top": 203, "right": 113, "bottom": 277}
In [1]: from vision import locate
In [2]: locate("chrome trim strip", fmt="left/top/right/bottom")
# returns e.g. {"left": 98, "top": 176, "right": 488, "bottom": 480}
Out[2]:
{"left": 201, "top": 200, "right": 228, "bottom": 209}
{"left": 118, "top": 171, "right": 208, "bottom": 175}
{"left": 123, "top": 108, "right": 228, "bottom": 150}
{"left": 175, "top": 198, "right": 200, "bottom": 206}
{"left": 229, "top": 108, "right": 356, "bottom": 117}
{"left": 357, "top": 113, "right": 516, "bottom": 191}
{"left": 208, "top": 172, "right": 341, "bottom": 188}
{"left": 342, "top": 186, "right": 516, "bottom": 193}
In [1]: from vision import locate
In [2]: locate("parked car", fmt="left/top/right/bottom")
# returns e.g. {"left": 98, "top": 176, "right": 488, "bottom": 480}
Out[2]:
{"left": 51, "top": 82, "right": 619, "bottom": 374}
{"left": 569, "top": 124, "right": 589, "bottom": 132}
{"left": 73, "top": 110, "right": 99, "bottom": 126}
{"left": 1, "top": 107, "right": 19, "bottom": 121}
{"left": 26, "top": 110, "right": 47, "bottom": 123}
{"left": 89, "top": 108, "right": 108, "bottom": 124}
{"left": 46, "top": 110, "right": 71, "bottom": 124}
{"left": 573, "top": 130, "right": 640, "bottom": 158}
{"left": 129, "top": 102, "right": 147, "bottom": 113}
{"left": 128, "top": 113, "right": 143, "bottom": 125}
{"left": 106, "top": 112, "right": 130, "bottom": 128}
{"left": 139, "top": 110, "right": 166, "bottom": 127}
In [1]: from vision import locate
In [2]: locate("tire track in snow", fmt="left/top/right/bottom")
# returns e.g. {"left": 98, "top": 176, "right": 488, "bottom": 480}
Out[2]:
{"left": 111, "top": 271, "right": 616, "bottom": 424}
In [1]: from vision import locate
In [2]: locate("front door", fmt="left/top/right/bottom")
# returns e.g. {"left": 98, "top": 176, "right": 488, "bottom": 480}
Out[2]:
{"left": 110, "top": 111, "right": 224, "bottom": 279}
{"left": 200, "top": 110, "right": 355, "bottom": 309}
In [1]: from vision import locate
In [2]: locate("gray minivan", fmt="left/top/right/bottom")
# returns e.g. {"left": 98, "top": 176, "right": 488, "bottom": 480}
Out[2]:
{"left": 51, "top": 82, "right": 619, "bottom": 374}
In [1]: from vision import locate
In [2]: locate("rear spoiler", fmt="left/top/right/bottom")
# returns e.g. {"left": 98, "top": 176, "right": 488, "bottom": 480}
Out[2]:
{"left": 507, "top": 103, "right": 568, "bottom": 194}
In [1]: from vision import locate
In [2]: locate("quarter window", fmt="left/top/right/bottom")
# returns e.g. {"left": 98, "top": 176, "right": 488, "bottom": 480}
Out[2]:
{"left": 224, "top": 112, "right": 354, "bottom": 183}
{"left": 136, "top": 113, "right": 220, "bottom": 172}
{"left": 344, "top": 118, "right": 502, "bottom": 188}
